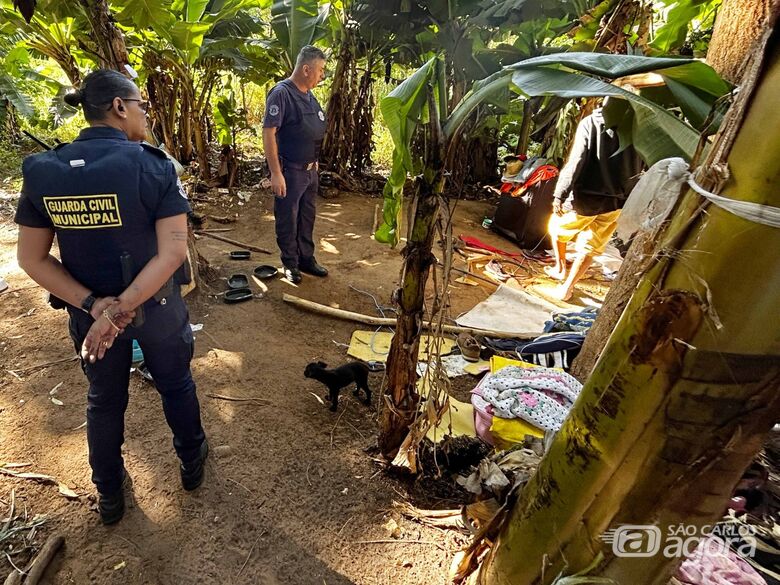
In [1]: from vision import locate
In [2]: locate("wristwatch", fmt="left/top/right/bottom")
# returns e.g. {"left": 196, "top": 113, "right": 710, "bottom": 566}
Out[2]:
{"left": 81, "top": 293, "right": 96, "bottom": 314}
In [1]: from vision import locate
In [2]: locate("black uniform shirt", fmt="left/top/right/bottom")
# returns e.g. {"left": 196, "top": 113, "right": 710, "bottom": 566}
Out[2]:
{"left": 263, "top": 79, "right": 327, "bottom": 164}
{"left": 14, "top": 127, "right": 190, "bottom": 297}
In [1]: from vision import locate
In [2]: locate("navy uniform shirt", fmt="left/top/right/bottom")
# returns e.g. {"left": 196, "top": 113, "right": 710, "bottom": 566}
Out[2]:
{"left": 263, "top": 79, "right": 327, "bottom": 164}
{"left": 14, "top": 127, "right": 190, "bottom": 298}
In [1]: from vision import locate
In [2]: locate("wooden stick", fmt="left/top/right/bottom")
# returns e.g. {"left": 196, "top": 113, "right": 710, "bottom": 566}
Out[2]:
{"left": 282, "top": 294, "right": 540, "bottom": 339}
{"left": 8, "top": 356, "right": 78, "bottom": 377}
{"left": 197, "top": 228, "right": 234, "bottom": 233}
{"left": 22, "top": 534, "right": 64, "bottom": 585}
{"left": 206, "top": 393, "right": 271, "bottom": 404}
{"left": 193, "top": 231, "right": 271, "bottom": 254}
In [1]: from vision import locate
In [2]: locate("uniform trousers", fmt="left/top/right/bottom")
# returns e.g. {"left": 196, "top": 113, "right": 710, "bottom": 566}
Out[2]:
{"left": 274, "top": 162, "right": 319, "bottom": 268}
{"left": 68, "top": 294, "right": 205, "bottom": 495}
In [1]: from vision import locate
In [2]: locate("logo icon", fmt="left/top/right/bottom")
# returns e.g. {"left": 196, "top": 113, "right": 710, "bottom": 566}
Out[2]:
{"left": 602, "top": 525, "right": 662, "bottom": 557}
{"left": 269, "top": 104, "right": 280, "bottom": 116}
{"left": 318, "top": 110, "right": 325, "bottom": 121}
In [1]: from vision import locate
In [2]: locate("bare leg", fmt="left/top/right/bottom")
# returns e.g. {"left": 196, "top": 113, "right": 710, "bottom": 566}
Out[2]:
{"left": 545, "top": 238, "right": 568, "bottom": 281}
{"left": 553, "top": 253, "right": 594, "bottom": 301}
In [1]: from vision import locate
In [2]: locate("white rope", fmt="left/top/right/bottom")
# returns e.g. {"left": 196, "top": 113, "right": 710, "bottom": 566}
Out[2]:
{"left": 686, "top": 174, "right": 780, "bottom": 229}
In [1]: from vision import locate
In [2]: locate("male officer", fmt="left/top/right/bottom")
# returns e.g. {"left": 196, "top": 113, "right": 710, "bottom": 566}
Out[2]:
{"left": 15, "top": 70, "right": 207, "bottom": 525}
{"left": 262, "top": 45, "right": 328, "bottom": 284}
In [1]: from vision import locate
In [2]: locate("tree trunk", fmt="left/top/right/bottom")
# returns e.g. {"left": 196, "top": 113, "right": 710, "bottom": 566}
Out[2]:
{"left": 516, "top": 100, "right": 534, "bottom": 154}
{"left": 479, "top": 27, "right": 780, "bottom": 585}
{"left": 79, "top": 0, "right": 129, "bottom": 70}
{"left": 708, "top": 0, "right": 775, "bottom": 83}
{"left": 379, "top": 134, "right": 446, "bottom": 458}
{"left": 569, "top": 231, "right": 656, "bottom": 382}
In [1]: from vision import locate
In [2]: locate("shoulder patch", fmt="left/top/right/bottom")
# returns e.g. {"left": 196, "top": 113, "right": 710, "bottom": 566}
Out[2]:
{"left": 141, "top": 142, "right": 169, "bottom": 160}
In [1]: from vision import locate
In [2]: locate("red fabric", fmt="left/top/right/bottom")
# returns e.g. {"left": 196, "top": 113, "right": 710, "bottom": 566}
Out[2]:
{"left": 500, "top": 164, "right": 559, "bottom": 197}
{"left": 459, "top": 235, "right": 523, "bottom": 257}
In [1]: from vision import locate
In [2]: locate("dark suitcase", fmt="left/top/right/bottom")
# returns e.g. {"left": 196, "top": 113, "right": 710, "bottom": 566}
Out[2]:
{"left": 491, "top": 179, "right": 556, "bottom": 250}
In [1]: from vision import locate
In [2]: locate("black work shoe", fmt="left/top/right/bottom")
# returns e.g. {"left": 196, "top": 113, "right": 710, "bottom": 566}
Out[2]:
{"left": 299, "top": 258, "right": 328, "bottom": 277}
{"left": 283, "top": 266, "right": 302, "bottom": 284}
{"left": 99, "top": 471, "right": 131, "bottom": 525}
{"left": 181, "top": 440, "right": 209, "bottom": 491}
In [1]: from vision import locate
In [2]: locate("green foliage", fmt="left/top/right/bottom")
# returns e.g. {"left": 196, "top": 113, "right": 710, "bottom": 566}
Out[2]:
{"left": 375, "top": 56, "right": 439, "bottom": 245}
{"left": 270, "top": 0, "right": 330, "bottom": 71}
{"left": 650, "top": 0, "right": 721, "bottom": 55}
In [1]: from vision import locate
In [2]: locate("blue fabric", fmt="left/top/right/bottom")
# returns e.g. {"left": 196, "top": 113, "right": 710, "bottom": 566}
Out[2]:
{"left": 15, "top": 127, "right": 190, "bottom": 298}
{"left": 274, "top": 165, "right": 318, "bottom": 268}
{"left": 544, "top": 308, "right": 599, "bottom": 333}
{"left": 263, "top": 79, "right": 327, "bottom": 163}
{"left": 68, "top": 295, "right": 205, "bottom": 495}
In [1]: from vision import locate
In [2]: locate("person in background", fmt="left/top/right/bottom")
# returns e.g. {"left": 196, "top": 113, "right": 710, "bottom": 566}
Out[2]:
{"left": 14, "top": 69, "right": 207, "bottom": 525}
{"left": 262, "top": 45, "right": 329, "bottom": 284}
{"left": 546, "top": 103, "right": 644, "bottom": 301}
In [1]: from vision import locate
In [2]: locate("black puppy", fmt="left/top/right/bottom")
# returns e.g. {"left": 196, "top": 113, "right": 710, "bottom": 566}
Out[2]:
{"left": 304, "top": 361, "right": 371, "bottom": 412}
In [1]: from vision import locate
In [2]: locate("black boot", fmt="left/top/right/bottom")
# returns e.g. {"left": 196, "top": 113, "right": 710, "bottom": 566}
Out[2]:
{"left": 99, "top": 470, "right": 131, "bottom": 525}
{"left": 283, "top": 266, "right": 302, "bottom": 284}
{"left": 181, "top": 440, "right": 209, "bottom": 491}
{"left": 300, "top": 257, "right": 328, "bottom": 277}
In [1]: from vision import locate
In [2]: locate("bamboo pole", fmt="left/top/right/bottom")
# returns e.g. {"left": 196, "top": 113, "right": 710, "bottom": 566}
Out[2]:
{"left": 282, "top": 294, "right": 540, "bottom": 339}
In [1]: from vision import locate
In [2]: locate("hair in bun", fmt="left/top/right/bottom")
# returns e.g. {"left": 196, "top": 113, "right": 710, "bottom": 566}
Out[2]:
{"left": 64, "top": 90, "right": 83, "bottom": 107}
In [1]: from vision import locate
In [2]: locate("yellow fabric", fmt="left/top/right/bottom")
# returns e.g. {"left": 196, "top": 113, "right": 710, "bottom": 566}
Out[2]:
{"left": 425, "top": 396, "right": 477, "bottom": 443}
{"left": 347, "top": 331, "right": 456, "bottom": 363}
{"left": 491, "top": 416, "right": 544, "bottom": 447}
{"left": 547, "top": 209, "right": 621, "bottom": 255}
{"left": 463, "top": 360, "right": 491, "bottom": 375}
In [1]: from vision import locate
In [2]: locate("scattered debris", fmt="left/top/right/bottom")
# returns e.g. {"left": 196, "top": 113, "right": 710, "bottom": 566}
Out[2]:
{"left": 112, "top": 561, "right": 126, "bottom": 571}
{"left": 382, "top": 518, "right": 401, "bottom": 539}
{"left": 0, "top": 464, "right": 80, "bottom": 500}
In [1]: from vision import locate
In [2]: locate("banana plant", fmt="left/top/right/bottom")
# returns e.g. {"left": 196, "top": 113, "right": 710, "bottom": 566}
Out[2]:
{"left": 270, "top": 0, "right": 330, "bottom": 72}
{"left": 377, "top": 50, "right": 729, "bottom": 457}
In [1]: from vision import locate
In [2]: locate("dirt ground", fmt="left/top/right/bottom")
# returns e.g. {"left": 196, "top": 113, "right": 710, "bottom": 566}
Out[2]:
{"left": 0, "top": 179, "right": 615, "bottom": 584}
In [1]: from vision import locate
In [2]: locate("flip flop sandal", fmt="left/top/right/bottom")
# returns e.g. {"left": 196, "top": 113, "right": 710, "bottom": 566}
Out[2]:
{"left": 457, "top": 333, "right": 481, "bottom": 362}
{"left": 224, "top": 288, "right": 253, "bottom": 304}
{"left": 227, "top": 274, "right": 249, "bottom": 289}
{"left": 133, "top": 361, "right": 154, "bottom": 383}
{"left": 253, "top": 265, "right": 278, "bottom": 279}
{"left": 229, "top": 250, "right": 251, "bottom": 260}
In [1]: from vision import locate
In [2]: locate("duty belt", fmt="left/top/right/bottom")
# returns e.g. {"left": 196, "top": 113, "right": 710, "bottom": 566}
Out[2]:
{"left": 282, "top": 159, "right": 318, "bottom": 171}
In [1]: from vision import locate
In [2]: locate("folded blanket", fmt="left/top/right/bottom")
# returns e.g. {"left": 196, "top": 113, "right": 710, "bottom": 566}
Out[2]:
{"left": 676, "top": 536, "right": 766, "bottom": 585}
{"left": 480, "top": 366, "right": 582, "bottom": 432}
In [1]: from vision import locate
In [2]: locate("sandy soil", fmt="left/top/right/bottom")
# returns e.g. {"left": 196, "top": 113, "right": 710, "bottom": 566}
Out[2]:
{"left": 0, "top": 183, "right": 526, "bottom": 585}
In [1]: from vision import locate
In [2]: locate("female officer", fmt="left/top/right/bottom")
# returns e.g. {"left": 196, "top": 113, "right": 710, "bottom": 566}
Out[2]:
{"left": 15, "top": 69, "right": 208, "bottom": 525}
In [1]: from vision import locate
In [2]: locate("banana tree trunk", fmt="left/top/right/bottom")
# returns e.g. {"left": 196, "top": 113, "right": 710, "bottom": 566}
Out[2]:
{"left": 569, "top": 230, "right": 657, "bottom": 382}
{"left": 79, "top": 0, "right": 129, "bottom": 70}
{"left": 379, "top": 140, "right": 446, "bottom": 458}
{"left": 479, "top": 29, "right": 780, "bottom": 585}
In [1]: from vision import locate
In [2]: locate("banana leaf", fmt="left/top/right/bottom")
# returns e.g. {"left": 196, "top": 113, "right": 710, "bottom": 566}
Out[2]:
{"left": 375, "top": 56, "right": 439, "bottom": 246}
{"left": 506, "top": 51, "right": 692, "bottom": 77}
{"left": 0, "top": 70, "right": 33, "bottom": 118}
{"left": 271, "top": 0, "right": 330, "bottom": 69}
{"left": 510, "top": 66, "right": 700, "bottom": 165}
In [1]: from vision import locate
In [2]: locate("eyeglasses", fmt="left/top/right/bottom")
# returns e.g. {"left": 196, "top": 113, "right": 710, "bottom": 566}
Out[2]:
{"left": 122, "top": 98, "right": 150, "bottom": 113}
{"left": 102, "top": 98, "right": 149, "bottom": 113}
